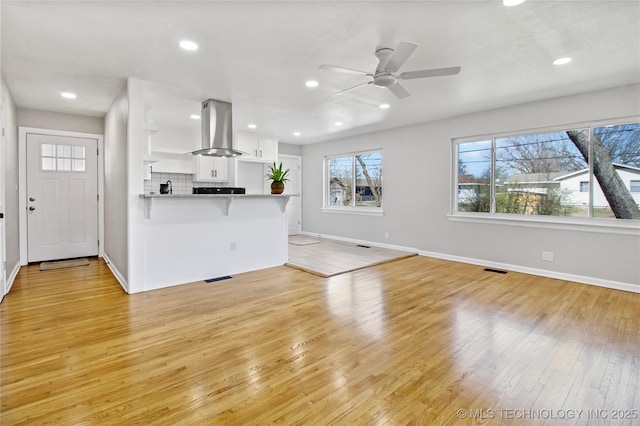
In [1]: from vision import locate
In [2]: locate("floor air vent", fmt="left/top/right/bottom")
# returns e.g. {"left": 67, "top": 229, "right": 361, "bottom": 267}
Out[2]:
{"left": 484, "top": 268, "right": 507, "bottom": 274}
{"left": 205, "top": 276, "right": 232, "bottom": 283}
{"left": 356, "top": 245, "right": 371, "bottom": 248}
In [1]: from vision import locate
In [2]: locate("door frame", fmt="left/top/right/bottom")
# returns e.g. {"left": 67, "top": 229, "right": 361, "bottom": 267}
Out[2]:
{"left": 279, "top": 154, "right": 302, "bottom": 235}
{"left": 19, "top": 127, "right": 104, "bottom": 265}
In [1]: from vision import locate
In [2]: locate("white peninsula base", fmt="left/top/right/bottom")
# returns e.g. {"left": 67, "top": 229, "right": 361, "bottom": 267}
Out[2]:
{"left": 136, "top": 194, "right": 290, "bottom": 292}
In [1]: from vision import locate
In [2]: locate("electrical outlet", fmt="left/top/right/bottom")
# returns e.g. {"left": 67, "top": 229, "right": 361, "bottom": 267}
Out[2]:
{"left": 385, "top": 231, "right": 389, "bottom": 239}
{"left": 542, "top": 251, "right": 554, "bottom": 262}
{"left": 230, "top": 242, "right": 237, "bottom": 252}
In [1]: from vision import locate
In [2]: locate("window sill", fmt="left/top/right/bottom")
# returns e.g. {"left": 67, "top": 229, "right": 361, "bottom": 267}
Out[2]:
{"left": 321, "top": 207, "right": 384, "bottom": 216}
{"left": 448, "top": 212, "right": 640, "bottom": 236}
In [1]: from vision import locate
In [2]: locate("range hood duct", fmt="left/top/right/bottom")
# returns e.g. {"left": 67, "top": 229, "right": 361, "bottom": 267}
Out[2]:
{"left": 191, "top": 99, "right": 244, "bottom": 157}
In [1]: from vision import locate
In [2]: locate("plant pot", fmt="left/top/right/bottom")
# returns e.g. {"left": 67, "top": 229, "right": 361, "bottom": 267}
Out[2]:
{"left": 271, "top": 181, "right": 285, "bottom": 194}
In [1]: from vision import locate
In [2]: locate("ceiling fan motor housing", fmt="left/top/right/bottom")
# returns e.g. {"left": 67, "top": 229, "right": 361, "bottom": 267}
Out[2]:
{"left": 373, "top": 73, "right": 397, "bottom": 87}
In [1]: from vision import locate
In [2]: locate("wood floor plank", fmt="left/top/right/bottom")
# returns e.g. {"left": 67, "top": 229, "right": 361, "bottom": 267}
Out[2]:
{"left": 1, "top": 256, "right": 639, "bottom": 425}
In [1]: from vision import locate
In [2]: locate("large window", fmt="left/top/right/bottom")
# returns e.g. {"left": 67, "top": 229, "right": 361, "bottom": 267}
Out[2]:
{"left": 327, "top": 151, "right": 382, "bottom": 209}
{"left": 454, "top": 122, "right": 640, "bottom": 220}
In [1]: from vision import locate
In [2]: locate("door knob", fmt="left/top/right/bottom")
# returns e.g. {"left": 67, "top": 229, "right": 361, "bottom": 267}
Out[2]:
{"left": 29, "top": 206, "right": 36, "bottom": 211}
{"left": 29, "top": 197, "right": 35, "bottom": 202}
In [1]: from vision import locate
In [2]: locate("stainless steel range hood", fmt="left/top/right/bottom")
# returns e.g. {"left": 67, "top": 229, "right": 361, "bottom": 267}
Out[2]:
{"left": 191, "top": 99, "right": 244, "bottom": 157}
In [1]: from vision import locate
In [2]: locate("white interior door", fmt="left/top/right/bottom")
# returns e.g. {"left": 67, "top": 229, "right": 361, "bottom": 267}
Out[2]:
{"left": 280, "top": 155, "right": 301, "bottom": 235}
{"left": 26, "top": 133, "right": 98, "bottom": 262}
{"left": 0, "top": 98, "right": 6, "bottom": 300}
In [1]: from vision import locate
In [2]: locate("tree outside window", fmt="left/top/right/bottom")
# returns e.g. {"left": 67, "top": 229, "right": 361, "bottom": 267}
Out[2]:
{"left": 455, "top": 122, "right": 640, "bottom": 220}
{"left": 327, "top": 151, "right": 382, "bottom": 208}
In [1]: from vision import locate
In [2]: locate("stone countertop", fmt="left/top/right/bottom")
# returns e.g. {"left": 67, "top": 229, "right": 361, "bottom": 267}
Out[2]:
{"left": 140, "top": 193, "right": 294, "bottom": 198}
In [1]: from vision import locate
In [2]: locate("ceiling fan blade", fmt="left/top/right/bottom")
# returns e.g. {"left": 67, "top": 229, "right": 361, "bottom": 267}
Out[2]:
{"left": 319, "top": 64, "right": 371, "bottom": 76}
{"left": 388, "top": 82, "right": 410, "bottom": 99}
{"left": 398, "top": 66, "right": 461, "bottom": 80}
{"left": 334, "top": 81, "right": 371, "bottom": 95}
{"left": 385, "top": 42, "right": 418, "bottom": 73}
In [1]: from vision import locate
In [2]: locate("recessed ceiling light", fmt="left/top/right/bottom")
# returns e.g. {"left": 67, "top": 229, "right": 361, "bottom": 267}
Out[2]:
{"left": 293, "top": 132, "right": 301, "bottom": 136}
{"left": 305, "top": 80, "right": 319, "bottom": 88}
{"left": 179, "top": 40, "right": 198, "bottom": 51}
{"left": 379, "top": 103, "right": 390, "bottom": 109}
{"left": 61, "top": 92, "right": 76, "bottom": 99}
{"left": 503, "top": 0, "right": 525, "bottom": 6}
{"left": 248, "top": 123, "right": 257, "bottom": 129}
{"left": 190, "top": 114, "right": 200, "bottom": 120}
{"left": 334, "top": 121, "right": 343, "bottom": 126}
{"left": 553, "top": 57, "right": 572, "bottom": 65}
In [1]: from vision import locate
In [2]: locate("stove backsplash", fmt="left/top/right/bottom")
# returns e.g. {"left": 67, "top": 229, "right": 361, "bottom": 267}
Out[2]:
{"left": 145, "top": 172, "right": 226, "bottom": 195}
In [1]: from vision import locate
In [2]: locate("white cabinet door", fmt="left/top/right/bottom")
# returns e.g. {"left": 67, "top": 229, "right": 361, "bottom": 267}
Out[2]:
{"left": 258, "top": 137, "right": 278, "bottom": 163}
{"left": 236, "top": 131, "right": 259, "bottom": 160}
{"left": 236, "top": 131, "right": 278, "bottom": 163}
{"left": 194, "top": 157, "right": 228, "bottom": 182}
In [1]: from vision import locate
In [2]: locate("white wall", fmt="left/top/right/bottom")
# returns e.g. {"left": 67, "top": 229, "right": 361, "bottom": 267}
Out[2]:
{"left": 17, "top": 108, "right": 104, "bottom": 135}
{"left": 1, "top": 78, "right": 20, "bottom": 287}
{"left": 103, "top": 85, "right": 129, "bottom": 290}
{"left": 302, "top": 84, "right": 640, "bottom": 290}
{"left": 279, "top": 142, "right": 302, "bottom": 157}
{"left": 127, "top": 78, "right": 148, "bottom": 293}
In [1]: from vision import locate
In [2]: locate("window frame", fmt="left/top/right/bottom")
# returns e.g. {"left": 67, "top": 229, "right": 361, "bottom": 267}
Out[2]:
{"left": 323, "top": 149, "right": 384, "bottom": 215}
{"left": 451, "top": 117, "right": 640, "bottom": 229}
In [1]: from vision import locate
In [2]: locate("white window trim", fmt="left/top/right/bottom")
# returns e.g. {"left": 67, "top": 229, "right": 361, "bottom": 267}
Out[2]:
{"left": 321, "top": 207, "right": 384, "bottom": 216}
{"left": 448, "top": 212, "right": 640, "bottom": 236}
{"left": 450, "top": 116, "right": 640, "bottom": 227}
{"left": 323, "top": 149, "right": 383, "bottom": 214}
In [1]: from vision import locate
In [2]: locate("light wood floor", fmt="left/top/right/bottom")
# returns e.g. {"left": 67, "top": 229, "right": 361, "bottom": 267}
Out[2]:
{"left": 287, "top": 236, "right": 417, "bottom": 277}
{"left": 1, "top": 257, "right": 639, "bottom": 425}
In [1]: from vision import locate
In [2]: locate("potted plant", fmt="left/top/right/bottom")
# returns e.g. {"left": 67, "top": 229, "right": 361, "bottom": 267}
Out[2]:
{"left": 266, "top": 162, "right": 290, "bottom": 194}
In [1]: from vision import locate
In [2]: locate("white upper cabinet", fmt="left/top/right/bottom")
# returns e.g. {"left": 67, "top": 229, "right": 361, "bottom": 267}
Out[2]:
{"left": 236, "top": 131, "right": 278, "bottom": 163}
{"left": 194, "top": 156, "right": 229, "bottom": 182}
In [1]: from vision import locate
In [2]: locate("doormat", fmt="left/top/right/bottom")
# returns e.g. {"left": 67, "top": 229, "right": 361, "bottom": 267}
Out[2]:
{"left": 40, "top": 258, "right": 90, "bottom": 271}
{"left": 288, "top": 235, "right": 321, "bottom": 246}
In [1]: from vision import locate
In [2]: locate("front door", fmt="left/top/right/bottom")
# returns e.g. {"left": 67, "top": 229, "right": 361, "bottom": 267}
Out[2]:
{"left": 280, "top": 155, "right": 301, "bottom": 235}
{"left": 26, "top": 133, "right": 98, "bottom": 262}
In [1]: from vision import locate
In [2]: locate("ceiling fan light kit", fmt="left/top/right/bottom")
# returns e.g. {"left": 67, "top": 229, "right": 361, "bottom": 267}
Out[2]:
{"left": 320, "top": 41, "right": 461, "bottom": 99}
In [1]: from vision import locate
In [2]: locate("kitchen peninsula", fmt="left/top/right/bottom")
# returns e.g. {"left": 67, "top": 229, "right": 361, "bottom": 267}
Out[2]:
{"left": 136, "top": 193, "right": 291, "bottom": 291}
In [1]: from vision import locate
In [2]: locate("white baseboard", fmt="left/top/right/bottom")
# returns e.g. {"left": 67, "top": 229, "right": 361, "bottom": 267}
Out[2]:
{"left": 102, "top": 253, "right": 129, "bottom": 294}
{"left": 6, "top": 261, "right": 21, "bottom": 294}
{"left": 300, "top": 231, "right": 640, "bottom": 294}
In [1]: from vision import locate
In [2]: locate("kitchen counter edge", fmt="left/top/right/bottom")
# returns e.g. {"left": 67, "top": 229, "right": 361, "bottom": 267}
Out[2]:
{"left": 140, "top": 193, "right": 295, "bottom": 198}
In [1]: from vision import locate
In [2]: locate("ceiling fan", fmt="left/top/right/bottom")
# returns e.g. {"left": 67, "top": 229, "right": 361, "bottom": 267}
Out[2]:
{"left": 319, "top": 42, "right": 461, "bottom": 99}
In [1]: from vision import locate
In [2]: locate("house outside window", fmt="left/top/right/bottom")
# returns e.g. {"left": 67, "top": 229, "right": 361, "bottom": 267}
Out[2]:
{"left": 326, "top": 151, "right": 382, "bottom": 210}
{"left": 454, "top": 122, "right": 640, "bottom": 220}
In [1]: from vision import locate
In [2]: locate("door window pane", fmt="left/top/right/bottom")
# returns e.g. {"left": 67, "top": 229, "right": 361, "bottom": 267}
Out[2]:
{"left": 72, "top": 159, "right": 86, "bottom": 172}
{"left": 42, "top": 143, "right": 55, "bottom": 157}
{"left": 72, "top": 146, "right": 85, "bottom": 159}
{"left": 57, "top": 145, "right": 71, "bottom": 158}
{"left": 57, "top": 158, "right": 71, "bottom": 171}
{"left": 42, "top": 157, "right": 56, "bottom": 171}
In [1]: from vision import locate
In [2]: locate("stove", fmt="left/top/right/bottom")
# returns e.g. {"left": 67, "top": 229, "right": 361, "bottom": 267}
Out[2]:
{"left": 192, "top": 187, "right": 246, "bottom": 195}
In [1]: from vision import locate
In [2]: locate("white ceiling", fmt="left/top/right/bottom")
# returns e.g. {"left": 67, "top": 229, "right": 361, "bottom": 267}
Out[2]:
{"left": 2, "top": 1, "right": 639, "bottom": 144}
